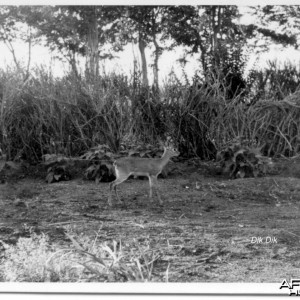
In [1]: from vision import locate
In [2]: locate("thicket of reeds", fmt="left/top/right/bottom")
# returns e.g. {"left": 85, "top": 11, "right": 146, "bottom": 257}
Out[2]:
{"left": 0, "top": 59, "right": 300, "bottom": 163}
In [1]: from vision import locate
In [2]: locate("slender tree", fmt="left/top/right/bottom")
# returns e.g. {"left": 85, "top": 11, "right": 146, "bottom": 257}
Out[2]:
{"left": 0, "top": 6, "right": 35, "bottom": 78}
{"left": 20, "top": 6, "right": 125, "bottom": 80}
{"left": 126, "top": 6, "right": 170, "bottom": 87}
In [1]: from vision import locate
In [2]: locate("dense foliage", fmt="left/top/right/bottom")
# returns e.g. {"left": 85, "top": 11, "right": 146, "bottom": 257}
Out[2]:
{"left": 0, "top": 5, "right": 300, "bottom": 164}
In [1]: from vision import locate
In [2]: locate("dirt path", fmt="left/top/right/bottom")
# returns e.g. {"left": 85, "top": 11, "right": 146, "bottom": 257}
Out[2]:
{"left": 0, "top": 169, "right": 300, "bottom": 282}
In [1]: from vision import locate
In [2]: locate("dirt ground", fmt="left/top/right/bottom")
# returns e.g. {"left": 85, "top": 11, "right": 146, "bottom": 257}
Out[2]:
{"left": 0, "top": 160, "right": 300, "bottom": 283}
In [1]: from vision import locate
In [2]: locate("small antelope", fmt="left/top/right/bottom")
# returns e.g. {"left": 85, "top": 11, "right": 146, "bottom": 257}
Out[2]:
{"left": 108, "top": 146, "right": 179, "bottom": 206}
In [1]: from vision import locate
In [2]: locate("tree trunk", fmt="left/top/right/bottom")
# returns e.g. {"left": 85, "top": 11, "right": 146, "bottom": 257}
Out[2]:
{"left": 152, "top": 32, "right": 160, "bottom": 89}
{"left": 69, "top": 51, "right": 79, "bottom": 78}
{"left": 4, "top": 39, "right": 20, "bottom": 71}
{"left": 138, "top": 35, "right": 149, "bottom": 87}
{"left": 151, "top": 9, "right": 160, "bottom": 89}
{"left": 210, "top": 6, "right": 222, "bottom": 67}
{"left": 86, "top": 7, "right": 99, "bottom": 81}
{"left": 25, "top": 26, "right": 32, "bottom": 81}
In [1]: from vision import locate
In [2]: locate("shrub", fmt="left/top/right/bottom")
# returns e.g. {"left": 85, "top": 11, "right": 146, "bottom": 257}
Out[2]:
{"left": 42, "top": 154, "right": 73, "bottom": 183}
{"left": 82, "top": 145, "right": 115, "bottom": 183}
{"left": 217, "top": 142, "right": 273, "bottom": 178}
{"left": 0, "top": 229, "right": 163, "bottom": 282}
{"left": 1, "top": 232, "right": 54, "bottom": 282}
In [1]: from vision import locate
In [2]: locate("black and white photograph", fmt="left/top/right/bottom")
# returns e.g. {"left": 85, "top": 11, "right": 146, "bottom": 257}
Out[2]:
{"left": 0, "top": 1, "right": 299, "bottom": 297}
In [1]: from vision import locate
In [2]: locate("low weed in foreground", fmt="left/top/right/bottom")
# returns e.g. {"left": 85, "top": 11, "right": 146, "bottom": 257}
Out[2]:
{"left": 0, "top": 227, "right": 164, "bottom": 282}
{"left": 0, "top": 231, "right": 53, "bottom": 282}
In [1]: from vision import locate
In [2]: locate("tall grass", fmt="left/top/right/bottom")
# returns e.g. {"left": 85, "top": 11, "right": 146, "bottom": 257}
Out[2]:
{"left": 247, "top": 60, "right": 300, "bottom": 102}
{"left": 0, "top": 67, "right": 135, "bottom": 161}
{"left": 1, "top": 60, "right": 300, "bottom": 162}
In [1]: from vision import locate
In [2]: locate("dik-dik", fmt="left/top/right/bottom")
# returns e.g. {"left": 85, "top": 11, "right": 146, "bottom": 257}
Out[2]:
{"left": 108, "top": 147, "right": 179, "bottom": 206}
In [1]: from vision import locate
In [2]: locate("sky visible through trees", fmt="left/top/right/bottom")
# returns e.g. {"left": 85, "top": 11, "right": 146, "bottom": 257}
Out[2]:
{"left": 0, "top": 5, "right": 299, "bottom": 84}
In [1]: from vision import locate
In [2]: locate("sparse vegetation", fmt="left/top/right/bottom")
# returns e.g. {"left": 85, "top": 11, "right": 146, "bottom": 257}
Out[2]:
{"left": 0, "top": 228, "right": 164, "bottom": 282}
{"left": 1, "top": 173, "right": 300, "bottom": 283}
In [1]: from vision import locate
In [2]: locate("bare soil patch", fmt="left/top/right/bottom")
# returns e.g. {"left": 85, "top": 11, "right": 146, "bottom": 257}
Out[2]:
{"left": 0, "top": 160, "right": 299, "bottom": 282}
